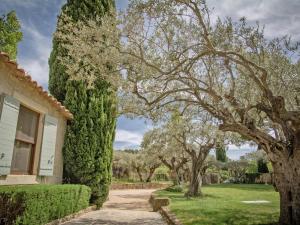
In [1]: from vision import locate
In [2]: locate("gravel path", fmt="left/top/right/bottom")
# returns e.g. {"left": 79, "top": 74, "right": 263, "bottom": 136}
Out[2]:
{"left": 63, "top": 189, "right": 167, "bottom": 225}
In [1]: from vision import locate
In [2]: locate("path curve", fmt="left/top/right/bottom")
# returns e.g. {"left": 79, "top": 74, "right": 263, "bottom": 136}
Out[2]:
{"left": 63, "top": 189, "right": 167, "bottom": 225}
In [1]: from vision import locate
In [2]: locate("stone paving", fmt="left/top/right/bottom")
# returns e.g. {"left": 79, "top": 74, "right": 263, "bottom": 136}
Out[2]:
{"left": 63, "top": 189, "right": 167, "bottom": 225}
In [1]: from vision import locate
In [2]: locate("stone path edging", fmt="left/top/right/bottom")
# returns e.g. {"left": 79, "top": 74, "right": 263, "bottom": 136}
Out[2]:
{"left": 160, "top": 207, "right": 183, "bottom": 225}
{"left": 149, "top": 194, "right": 183, "bottom": 225}
{"left": 46, "top": 206, "right": 96, "bottom": 225}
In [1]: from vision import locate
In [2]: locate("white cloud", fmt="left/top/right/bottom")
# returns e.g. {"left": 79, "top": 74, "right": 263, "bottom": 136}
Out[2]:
{"left": 226, "top": 144, "right": 257, "bottom": 160}
{"left": 3, "top": 0, "right": 40, "bottom": 8}
{"left": 227, "top": 143, "right": 256, "bottom": 151}
{"left": 208, "top": 0, "right": 300, "bottom": 40}
{"left": 115, "top": 129, "right": 143, "bottom": 146}
{"left": 19, "top": 59, "right": 49, "bottom": 87}
{"left": 17, "top": 24, "right": 52, "bottom": 88}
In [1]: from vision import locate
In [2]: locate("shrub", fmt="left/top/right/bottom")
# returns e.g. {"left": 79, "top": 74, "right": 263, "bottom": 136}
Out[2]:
{"left": 154, "top": 166, "right": 170, "bottom": 181}
{"left": 245, "top": 173, "right": 261, "bottom": 184}
{"left": 0, "top": 184, "right": 91, "bottom": 225}
{"left": 165, "top": 185, "right": 184, "bottom": 193}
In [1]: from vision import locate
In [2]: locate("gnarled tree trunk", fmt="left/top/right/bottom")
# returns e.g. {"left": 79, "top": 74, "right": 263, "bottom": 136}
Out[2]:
{"left": 135, "top": 167, "right": 144, "bottom": 182}
{"left": 159, "top": 156, "right": 187, "bottom": 185}
{"left": 272, "top": 152, "right": 300, "bottom": 225}
{"left": 186, "top": 159, "right": 203, "bottom": 197}
{"left": 146, "top": 166, "right": 157, "bottom": 182}
{"left": 169, "top": 170, "right": 181, "bottom": 185}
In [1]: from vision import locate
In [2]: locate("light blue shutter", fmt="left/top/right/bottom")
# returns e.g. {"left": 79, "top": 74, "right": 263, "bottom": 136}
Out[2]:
{"left": 0, "top": 95, "right": 20, "bottom": 175}
{"left": 39, "top": 115, "right": 58, "bottom": 176}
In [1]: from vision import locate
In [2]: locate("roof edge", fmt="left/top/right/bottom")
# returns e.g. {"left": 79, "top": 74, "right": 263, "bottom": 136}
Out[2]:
{"left": 0, "top": 52, "right": 73, "bottom": 120}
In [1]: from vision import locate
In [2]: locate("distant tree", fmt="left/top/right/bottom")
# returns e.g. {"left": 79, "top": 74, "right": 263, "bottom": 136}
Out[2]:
{"left": 129, "top": 150, "right": 161, "bottom": 182}
{"left": 245, "top": 146, "right": 269, "bottom": 173}
{"left": 167, "top": 112, "right": 220, "bottom": 197}
{"left": 0, "top": 11, "right": 22, "bottom": 60}
{"left": 141, "top": 128, "right": 189, "bottom": 185}
{"left": 215, "top": 142, "right": 227, "bottom": 162}
{"left": 112, "top": 150, "right": 133, "bottom": 179}
{"left": 257, "top": 158, "right": 269, "bottom": 173}
{"left": 227, "top": 160, "right": 249, "bottom": 182}
{"left": 123, "top": 149, "right": 139, "bottom": 154}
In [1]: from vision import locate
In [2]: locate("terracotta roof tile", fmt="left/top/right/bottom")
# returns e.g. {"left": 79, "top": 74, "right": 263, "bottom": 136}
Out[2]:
{"left": 0, "top": 52, "right": 73, "bottom": 119}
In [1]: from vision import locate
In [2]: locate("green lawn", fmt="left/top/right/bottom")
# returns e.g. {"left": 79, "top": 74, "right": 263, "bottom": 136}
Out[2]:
{"left": 156, "top": 184, "right": 279, "bottom": 225}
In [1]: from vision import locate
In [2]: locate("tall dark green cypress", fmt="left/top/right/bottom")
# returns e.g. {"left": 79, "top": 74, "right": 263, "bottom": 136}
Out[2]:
{"left": 49, "top": 0, "right": 116, "bottom": 207}
{"left": 257, "top": 159, "right": 269, "bottom": 173}
{"left": 215, "top": 143, "right": 227, "bottom": 162}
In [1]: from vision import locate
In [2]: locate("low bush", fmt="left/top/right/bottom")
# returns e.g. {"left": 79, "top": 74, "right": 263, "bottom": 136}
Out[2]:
{"left": 245, "top": 173, "right": 261, "bottom": 184}
{"left": 165, "top": 185, "right": 183, "bottom": 193}
{"left": 0, "top": 184, "right": 91, "bottom": 225}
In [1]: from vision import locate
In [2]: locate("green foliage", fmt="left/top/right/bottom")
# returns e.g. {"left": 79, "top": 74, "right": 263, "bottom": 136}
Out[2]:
{"left": 267, "top": 162, "right": 273, "bottom": 173}
{"left": 49, "top": 0, "right": 117, "bottom": 207}
{"left": 154, "top": 165, "right": 170, "bottom": 181}
{"left": 0, "top": 184, "right": 91, "bottom": 225}
{"left": 157, "top": 184, "right": 279, "bottom": 225}
{"left": 218, "top": 169, "right": 230, "bottom": 182}
{"left": 49, "top": 0, "right": 115, "bottom": 102}
{"left": 215, "top": 143, "right": 227, "bottom": 162}
{"left": 165, "top": 185, "right": 184, "bottom": 193}
{"left": 244, "top": 173, "right": 261, "bottom": 183}
{"left": 0, "top": 11, "right": 22, "bottom": 60}
{"left": 245, "top": 160, "right": 258, "bottom": 173}
{"left": 257, "top": 159, "right": 269, "bottom": 173}
{"left": 63, "top": 80, "right": 116, "bottom": 207}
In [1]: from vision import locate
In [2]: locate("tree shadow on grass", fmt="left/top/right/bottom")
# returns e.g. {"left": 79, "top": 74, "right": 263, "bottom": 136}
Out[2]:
{"left": 207, "top": 184, "right": 276, "bottom": 192}
{"left": 178, "top": 207, "right": 278, "bottom": 225}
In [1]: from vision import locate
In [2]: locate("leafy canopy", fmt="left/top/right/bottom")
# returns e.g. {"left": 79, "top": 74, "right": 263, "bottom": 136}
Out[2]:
{"left": 0, "top": 11, "right": 22, "bottom": 60}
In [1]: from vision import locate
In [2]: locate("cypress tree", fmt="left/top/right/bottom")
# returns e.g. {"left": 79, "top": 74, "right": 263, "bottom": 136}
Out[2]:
{"left": 49, "top": 0, "right": 115, "bottom": 102}
{"left": 215, "top": 143, "right": 227, "bottom": 162}
{"left": 257, "top": 159, "right": 269, "bottom": 173}
{"left": 49, "top": 0, "right": 117, "bottom": 207}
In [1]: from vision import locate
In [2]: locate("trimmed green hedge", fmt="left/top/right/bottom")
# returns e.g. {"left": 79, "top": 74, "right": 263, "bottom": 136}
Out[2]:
{"left": 0, "top": 184, "right": 91, "bottom": 225}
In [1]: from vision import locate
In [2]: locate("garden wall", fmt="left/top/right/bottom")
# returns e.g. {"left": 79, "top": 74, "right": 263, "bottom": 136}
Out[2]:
{"left": 110, "top": 182, "right": 170, "bottom": 190}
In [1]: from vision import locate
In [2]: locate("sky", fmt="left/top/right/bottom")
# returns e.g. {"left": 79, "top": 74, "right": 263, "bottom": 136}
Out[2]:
{"left": 1, "top": 0, "right": 299, "bottom": 159}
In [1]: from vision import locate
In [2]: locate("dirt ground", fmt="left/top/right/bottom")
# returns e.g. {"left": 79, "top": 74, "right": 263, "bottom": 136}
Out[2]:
{"left": 62, "top": 189, "right": 167, "bottom": 225}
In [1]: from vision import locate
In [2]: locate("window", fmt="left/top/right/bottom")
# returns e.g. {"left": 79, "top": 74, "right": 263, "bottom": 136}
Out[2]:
{"left": 11, "top": 105, "right": 39, "bottom": 174}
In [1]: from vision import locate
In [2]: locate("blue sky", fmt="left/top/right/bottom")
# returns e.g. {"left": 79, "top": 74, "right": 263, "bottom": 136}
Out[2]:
{"left": 1, "top": 0, "right": 299, "bottom": 159}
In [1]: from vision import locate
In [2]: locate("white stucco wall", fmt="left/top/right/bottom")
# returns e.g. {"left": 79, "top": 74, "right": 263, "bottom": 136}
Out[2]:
{"left": 0, "top": 61, "right": 68, "bottom": 185}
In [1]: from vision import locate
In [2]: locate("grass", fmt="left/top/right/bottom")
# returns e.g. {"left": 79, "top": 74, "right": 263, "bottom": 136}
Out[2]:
{"left": 156, "top": 184, "right": 280, "bottom": 225}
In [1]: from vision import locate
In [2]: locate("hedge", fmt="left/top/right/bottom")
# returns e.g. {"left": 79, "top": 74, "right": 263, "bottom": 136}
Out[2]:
{"left": 0, "top": 184, "right": 91, "bottom": 225}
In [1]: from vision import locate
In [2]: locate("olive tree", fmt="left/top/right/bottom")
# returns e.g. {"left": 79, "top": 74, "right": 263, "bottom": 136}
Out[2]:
{"left": 113, "top": 150, "right": 133, "bottom": 179}
{"left": 121, "top": 1, "right": 300, "bottom": 223}
{"left": 141, "top": 128, "right": 189, "bottom": 185}
{"left": 167, "top": 113, "right": 219, "bottom": 197}
{"left": 129, "top": 149, "right": 161, "bottom": 182}
{"left": 227, "top": 160, "right": 250, "bottom": 183}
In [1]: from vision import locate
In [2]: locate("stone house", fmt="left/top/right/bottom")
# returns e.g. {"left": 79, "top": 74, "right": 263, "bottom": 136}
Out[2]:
{"left": 0, "top": 52, "right": 73, "bottom": 185}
